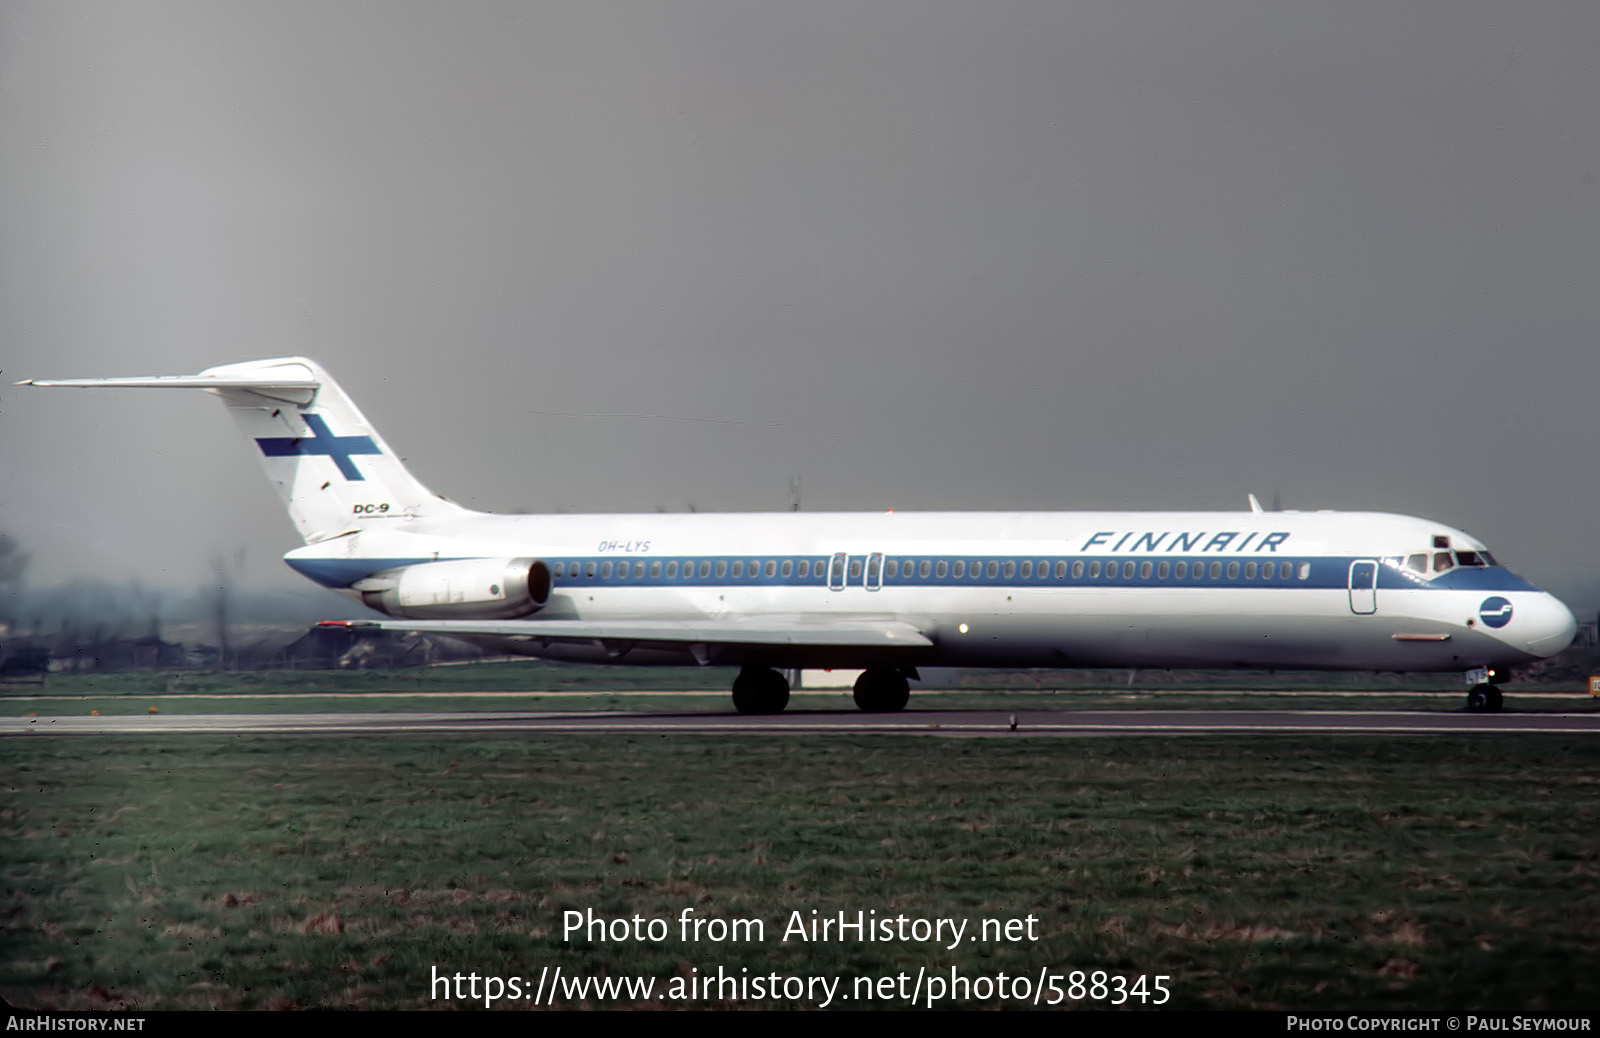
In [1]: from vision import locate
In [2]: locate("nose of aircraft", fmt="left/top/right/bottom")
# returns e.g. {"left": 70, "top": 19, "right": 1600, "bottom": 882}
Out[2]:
{"left": 1515, "top": 593, "right": 1579, "bottom": 659}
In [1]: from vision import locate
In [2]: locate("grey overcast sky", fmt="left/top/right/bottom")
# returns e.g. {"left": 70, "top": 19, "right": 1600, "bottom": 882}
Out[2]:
{"left": 3, "top": 2, "right": 1598, "bottom": 611}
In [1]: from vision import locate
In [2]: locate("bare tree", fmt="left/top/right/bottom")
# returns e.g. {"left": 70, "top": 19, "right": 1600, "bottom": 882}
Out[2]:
{"left": 205, "top": 549, "right": 245, "bottom": 670}
{"left": 0, "top": 532, "right": 27, "bottom": 630}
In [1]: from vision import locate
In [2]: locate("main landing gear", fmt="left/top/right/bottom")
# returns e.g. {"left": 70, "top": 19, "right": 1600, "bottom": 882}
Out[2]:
{"left": 729, "top": 665, "right": 914, "bottom": 714}
{"left": 852, "top": 667, "right": 910, "bottom": 713}
{"left": 731, "top": 666, "right": 790, "bottom": 715}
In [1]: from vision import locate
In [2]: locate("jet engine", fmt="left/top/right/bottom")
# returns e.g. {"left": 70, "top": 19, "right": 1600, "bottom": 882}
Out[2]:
{"left": 355, "top": 557, "right": 552, "bottom": 620}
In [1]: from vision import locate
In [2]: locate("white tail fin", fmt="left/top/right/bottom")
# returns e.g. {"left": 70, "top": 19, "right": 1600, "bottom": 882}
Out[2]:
{"left": 22, "top": 357, "right": 472, "bottom": 543}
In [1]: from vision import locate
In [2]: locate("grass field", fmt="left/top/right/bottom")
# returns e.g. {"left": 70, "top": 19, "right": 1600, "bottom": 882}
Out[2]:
{"left": 3, "top": 732, "right": 1597, "bottom": 1010}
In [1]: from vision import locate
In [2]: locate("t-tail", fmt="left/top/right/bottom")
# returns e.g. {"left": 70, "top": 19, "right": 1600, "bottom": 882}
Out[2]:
{"left": 20, "top": 357, "right": 471, "bottom": 542}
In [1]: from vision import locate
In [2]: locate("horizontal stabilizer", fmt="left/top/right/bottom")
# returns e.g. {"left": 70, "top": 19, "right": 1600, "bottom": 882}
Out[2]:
{"left": 19, "top": 373, "right": 320, "bottom": 406}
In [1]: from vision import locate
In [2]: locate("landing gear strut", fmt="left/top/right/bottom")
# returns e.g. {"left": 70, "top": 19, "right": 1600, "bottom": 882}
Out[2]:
{"left": 732, "top": 666, "right": 790, "bottom": 715}
{"left": 1465, "top": 683, "right": 1503, "bottom": 714}
{"left": 853, "top": 667, "right": 911, "bottom": 713}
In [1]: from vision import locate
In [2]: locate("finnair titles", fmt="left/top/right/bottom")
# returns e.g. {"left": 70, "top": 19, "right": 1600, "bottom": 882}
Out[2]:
{"left": 23, "top": 357, "right": 1577, "bottom": 715}
{"left": 1080, "top": 530, "right": 1291, "bottom": 554}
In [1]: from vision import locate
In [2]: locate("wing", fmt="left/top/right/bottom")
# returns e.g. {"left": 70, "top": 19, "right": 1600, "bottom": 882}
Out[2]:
{"left": 318, "top": 616, "right": 932, "bottom": 661}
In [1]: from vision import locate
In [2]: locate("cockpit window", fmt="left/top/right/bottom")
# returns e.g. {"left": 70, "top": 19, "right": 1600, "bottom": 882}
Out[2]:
{"left": 1454, "top": 551, "right": 1485, "bottom": 567}
{"left": 1432, "top": 552, "right": 1454, "bottom": 574}
{"left": 1406, "top": 553, "right": 1427, "bottom": 574}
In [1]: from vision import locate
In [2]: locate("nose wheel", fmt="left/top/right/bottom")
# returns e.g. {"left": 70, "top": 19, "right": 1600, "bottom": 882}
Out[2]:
{"left": 1466, "top": 683, "right": 1503, "bottom": 714}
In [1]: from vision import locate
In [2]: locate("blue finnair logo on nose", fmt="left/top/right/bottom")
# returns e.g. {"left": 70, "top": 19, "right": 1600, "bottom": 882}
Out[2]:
{"left": 255, "top": 414, "right": 380, "bottom": 481}
{"left": 1478, "top": 596, "right": 1514, "bottom": 629}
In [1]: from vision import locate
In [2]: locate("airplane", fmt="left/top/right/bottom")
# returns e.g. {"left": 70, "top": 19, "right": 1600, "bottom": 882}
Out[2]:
{"left": 23, "top": 357, "right": 1578, "bottom": 714}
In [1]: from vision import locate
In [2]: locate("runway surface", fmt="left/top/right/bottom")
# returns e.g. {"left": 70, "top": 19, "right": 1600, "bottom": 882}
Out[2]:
{"left": 7, "top": 708, "right": 1599, "bottom": 737}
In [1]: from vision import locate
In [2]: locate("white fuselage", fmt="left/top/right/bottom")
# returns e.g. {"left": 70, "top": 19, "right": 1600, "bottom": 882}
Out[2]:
{"left": 287, "top": 507, "right": 1577, "bottom": 673}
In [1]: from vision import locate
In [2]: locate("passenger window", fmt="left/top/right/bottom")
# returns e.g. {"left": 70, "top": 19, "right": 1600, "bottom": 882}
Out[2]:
{"left": 1209, "top": 562, "right": 1221, "bottom": 579}
{"left": 698, "top": 560, "right": 710, "bottom": 578}
{"left": 1245, "top": 562, "right": 1256, "bottom": 580}
{"left": 1006, "top": 561, "right": 1017, "bottom": 579}
{"left": 936, "top": 560, "right": 948, "bottom": 578}
{"left": 619, "top": 561, "right": 631, "bottom": 578}
{"left": 586, "top": 561, "right": 597, "bottom": 578}
{"left": 731, "top": 560, "right": 744, "bottom": 578}
{"left": 953, "top": 560, "right": 966, "bottom": 578}
{"left": 1072, "top": 561, "right": 1084, "bottom": 579}
{"left": 1089, "top": 561, "right": 1101, "bottom": 579}
{"left": 782, "top": 560, "right": 792, "bottom": 578}
{"left": 1279, "top": 562, "right": 1291, "bottom": 580}
{"left": 1226, "top": 562, "right": 1239, "bottom": 580}
{"left": 667, "top": 561, "right": 678, "bottom": 578}
{"left": 1158, "top": 561, "right": 1170, "bottom": 579}
{"left": 919, "top": 560, "right": 931, "bottom": 578}
{"left": 1055, "top": 561, "right": 1067, "bottom": 579}
{"left": 988, "top": 561, "right": 1000, "bottom": 578}
{"left": 715, "top": 561, "right": 727, "bottom": 578}
{"left": 1139, "top": 561, "right": 1152, "bottom": 579}
{"left": 765, "top": 561, "right": 777, "bottom": 578}
{"left": 886, "top": 560, "right": 898, "bottom": 579}
{"left": 650, "top": 561, "right": 661, "bottom": 578}
{"left": 1123, "top": 561, "right": 1135, "bottom": 578}
{"left": 602, "top": 562, "right": 613, "bottom": 579}
{"left": 1298, "top": 563, "right": 1310, "bottom": 580}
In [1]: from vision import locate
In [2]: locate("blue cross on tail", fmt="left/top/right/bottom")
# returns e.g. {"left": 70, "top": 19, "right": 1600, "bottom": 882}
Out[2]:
{"left": 255, "top": 413, "right": 381, "bottom": 481}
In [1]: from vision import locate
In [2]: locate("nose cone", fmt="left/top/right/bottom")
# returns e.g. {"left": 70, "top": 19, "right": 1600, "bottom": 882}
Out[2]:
{"left": 1515, "top": 593, "right": 1579, "bottom": 659}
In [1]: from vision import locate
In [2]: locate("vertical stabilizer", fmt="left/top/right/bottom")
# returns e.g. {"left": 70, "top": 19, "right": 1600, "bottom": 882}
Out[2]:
{"left": 22, "top": 357, "right": 472, "bottom": 542}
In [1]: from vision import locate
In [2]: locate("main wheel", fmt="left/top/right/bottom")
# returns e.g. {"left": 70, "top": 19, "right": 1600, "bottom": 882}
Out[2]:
{"left": 1466, "top": 683, "right": 1503, "bottom": 714}
{"left": 731, "top": 667, "right": 790, "bottom": 715}
{"left": 852, "top": 667, "right": 910, "bottom": 713}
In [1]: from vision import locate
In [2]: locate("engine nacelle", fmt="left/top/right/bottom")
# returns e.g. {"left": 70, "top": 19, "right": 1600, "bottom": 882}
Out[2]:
{"left": 357, "top": 558, "right": 552, "bottom": 620}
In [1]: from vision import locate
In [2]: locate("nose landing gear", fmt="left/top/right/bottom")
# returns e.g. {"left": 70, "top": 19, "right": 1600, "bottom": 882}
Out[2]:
{"left": 1464, "top": 667, "right": 1506, "bottom": 713}
{"left": 1465, "top": 684, "right": 1503, "bottom": 713}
